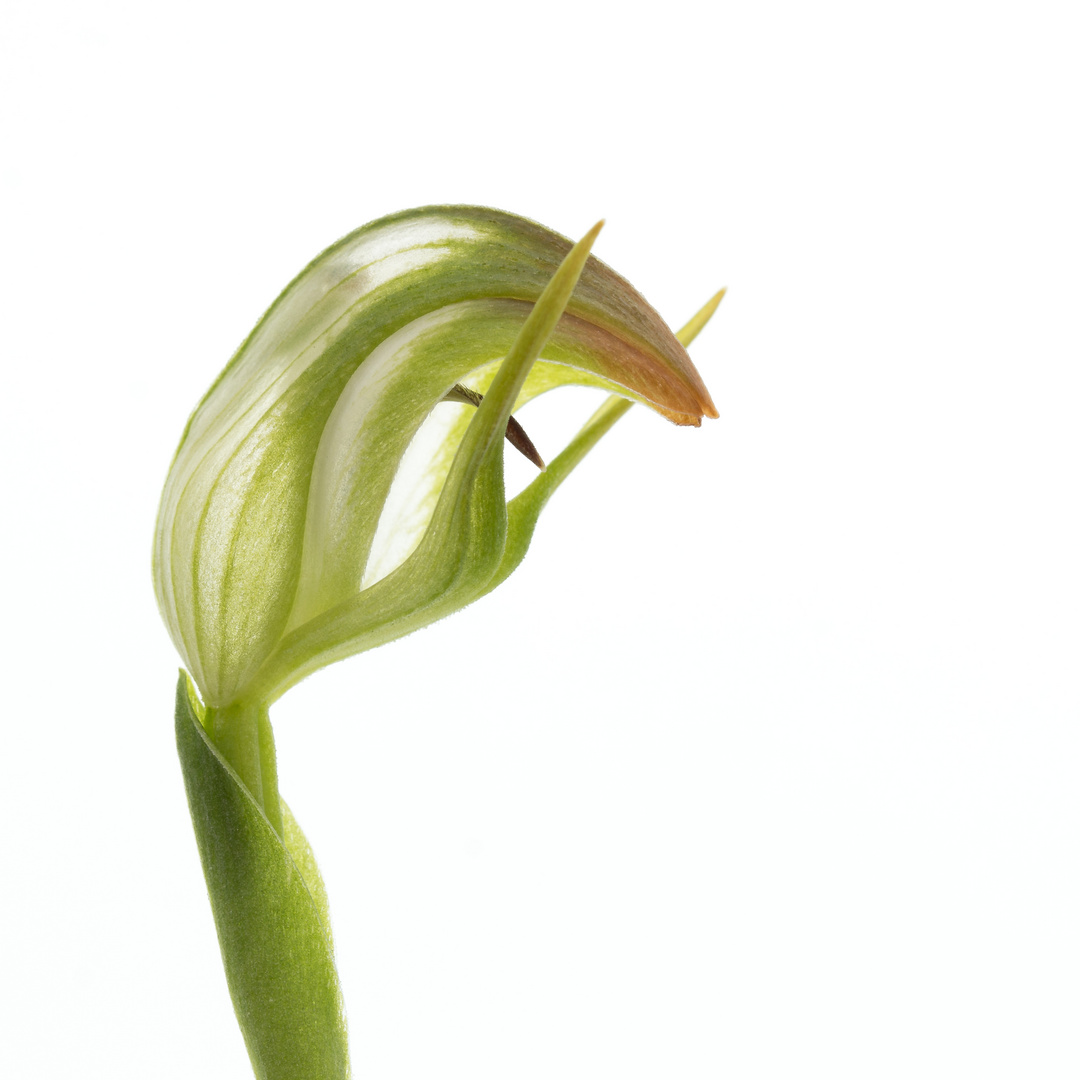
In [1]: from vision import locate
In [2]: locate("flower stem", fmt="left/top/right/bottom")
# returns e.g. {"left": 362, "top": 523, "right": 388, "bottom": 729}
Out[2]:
{"left": 205, "top": 699, "right": 284, "bottom": 837}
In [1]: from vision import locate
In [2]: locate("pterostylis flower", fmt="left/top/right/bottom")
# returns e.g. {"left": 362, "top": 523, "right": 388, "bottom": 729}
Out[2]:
{"left": 155, "top": 206, "right": 723, "bottom": 1080}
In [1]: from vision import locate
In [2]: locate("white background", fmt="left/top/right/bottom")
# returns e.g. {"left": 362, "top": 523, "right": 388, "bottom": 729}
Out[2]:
{"left": 2, "top": 2, "right": 1078, "bottom": 1077}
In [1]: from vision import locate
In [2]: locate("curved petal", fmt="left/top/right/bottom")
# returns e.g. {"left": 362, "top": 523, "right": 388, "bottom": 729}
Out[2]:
{"left": 244, "top": 223, "right": 606, "bottom": 702}
{"left": 154, "top": 207, "right": 715, "bottom": 706}
{"left": 288, "top": 297, "right": 714, "bottom": 627}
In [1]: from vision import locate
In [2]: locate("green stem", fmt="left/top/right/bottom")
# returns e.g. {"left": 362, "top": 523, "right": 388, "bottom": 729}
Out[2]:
{"left": 205, "top": 699, "right": 284, "bottom": 837}
{"left": 256, "top": 709, "right": 282, "bottom": 836}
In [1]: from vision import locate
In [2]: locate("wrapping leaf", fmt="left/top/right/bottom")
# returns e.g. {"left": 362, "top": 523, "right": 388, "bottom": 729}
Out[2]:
{"left": 175, "top": 673, "right": 348, "bottom": 1080}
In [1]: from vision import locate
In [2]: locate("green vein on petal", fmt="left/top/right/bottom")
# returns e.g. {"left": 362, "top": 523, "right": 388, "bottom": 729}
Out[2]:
{"left": 480, "top": 289, "right": 727, "bottom": 599}
{"left": 242, "top": 223, "right": 605, "bottom": 704}
{"left": 288, "top": 300, "right": 720, "bottom": 628}
{"left": 155, "top": 208, "right": 715, "bottom": 707}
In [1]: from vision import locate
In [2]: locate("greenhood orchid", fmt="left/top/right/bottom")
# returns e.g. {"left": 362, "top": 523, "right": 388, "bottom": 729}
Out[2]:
{"left": 155, "top": 206, "right": 722, "bottom": 1080}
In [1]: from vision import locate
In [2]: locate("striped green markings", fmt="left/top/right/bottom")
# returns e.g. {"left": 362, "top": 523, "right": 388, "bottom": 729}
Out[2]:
{"left": 155, "top": 207, "right": 722, "bottom": 1080}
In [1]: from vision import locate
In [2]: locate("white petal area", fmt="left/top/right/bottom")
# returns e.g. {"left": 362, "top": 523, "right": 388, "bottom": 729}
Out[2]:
{"left": 172, "top": 241, "right": 468, "bottom": 496}
{"left": 286, "top": 305, "right": 678, "bottom": 635}
{"left": 287, "top": 304, "right": 479, "bottom": 628}
{"left": 154, "top": 218, "right": 480, "bottom": 674}
{"left": 361, "top": 400, "right": 472, "bottom": 590}
{"left": 356, "top": 357, "right": 642, "bottom": 594}
{"left": 193, "top": 220, "right": 483, "bottom": 448}
{"left": 329, "top": 217, "right": 482, "bottom": 275}
{"left": 179, "top": 432, "right": 268, "bottom": 692}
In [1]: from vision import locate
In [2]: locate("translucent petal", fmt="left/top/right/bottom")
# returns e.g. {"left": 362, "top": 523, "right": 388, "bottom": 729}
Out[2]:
{"left": 154, "top": 208, "right": 715, "bottom": 706}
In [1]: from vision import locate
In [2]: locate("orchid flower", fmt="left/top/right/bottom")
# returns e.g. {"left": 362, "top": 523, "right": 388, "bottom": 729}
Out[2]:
{"left": 155, "top": 206, "right": 722, "bottom": 1079}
